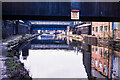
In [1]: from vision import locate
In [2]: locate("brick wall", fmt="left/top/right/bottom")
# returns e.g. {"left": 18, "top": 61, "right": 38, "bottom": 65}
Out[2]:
{"left": 92, "top": 22, "right": 113, "bottom": 38}
{"left": 114, "top": 30, "right": 120, "bottom": 39}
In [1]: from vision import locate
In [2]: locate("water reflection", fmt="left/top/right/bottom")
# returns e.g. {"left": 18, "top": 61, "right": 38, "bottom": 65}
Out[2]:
{"left": 91, "top": 45, "right": 120, "bottom": 79}
{"left": 18, "top": 35, "right": 120, "bottom": 79}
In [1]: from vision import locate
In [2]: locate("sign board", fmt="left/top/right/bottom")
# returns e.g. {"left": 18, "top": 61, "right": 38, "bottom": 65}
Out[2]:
{"left": 71, "top": 10, "right": 79, "bottom": 20}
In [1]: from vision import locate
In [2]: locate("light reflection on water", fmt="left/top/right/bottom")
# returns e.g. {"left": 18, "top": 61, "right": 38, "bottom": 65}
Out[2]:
{"left": 20, "top": 49, "right": 87, "bottom": 78}
{"left": 19, "top": 35, "right": 120, "bottom": 79}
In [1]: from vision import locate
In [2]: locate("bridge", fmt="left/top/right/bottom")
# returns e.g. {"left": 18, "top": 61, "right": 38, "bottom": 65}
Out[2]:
{"left": 30, "top": 21, "right": 71, "bottom": 34}
{"left": 2, "top": 2, "right": 120, "bottom": 21}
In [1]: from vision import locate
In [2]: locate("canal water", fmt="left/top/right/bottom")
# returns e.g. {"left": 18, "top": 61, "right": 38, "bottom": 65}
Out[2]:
{"left": 18, "top": 34, "right": 120, "bottom": 79}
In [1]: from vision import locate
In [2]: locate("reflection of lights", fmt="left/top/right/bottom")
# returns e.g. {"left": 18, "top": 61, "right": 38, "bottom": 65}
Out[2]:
{"left": 19, "top": 20, "right": 24, "bottom": 23}
{"left": 38, "top": 30, "right": 41, "bottom": 33}
{"left": 62, "top": 37, "right": 64, "bottom": 40}
{"left": 37, "top": 36, "right": 41, "bottom": 40}
{"left": 51, "top": 35, "right": 55, "bottom": 40}
{"left": 58, "top": 35, "right": 62, "bottom": 39}
{"left": 56, "top": 37, "right": 58, "bottom": 40}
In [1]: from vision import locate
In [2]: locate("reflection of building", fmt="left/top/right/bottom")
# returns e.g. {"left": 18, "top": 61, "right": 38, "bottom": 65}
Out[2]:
{"left": 92, "top": 22, "right": 113, "bottom": 38}
{"left": 67, "top": 26, "right": 73, "bottom": 35}
{"left": 70, "top": 40, "right": 92, "bottom": 78}
{"left": 82, "top": 45, "right": 91, "bottom": 79}
{"left": 22, "top": 44, "right": 30, "bottom": 60}
{"left": 112, "top": 57, "right": 120, "bottom": 79}
{"left": 22, "top": 48, "right": 29, "bottom": 60}
{"left": 91, "top": 45, "right": 120, "bottom": 79}
{"left": 66, "top": 36, "right": 73, "bottom": 45}
{"left": 91, "top": 46, "right": 110, "bottom": 78}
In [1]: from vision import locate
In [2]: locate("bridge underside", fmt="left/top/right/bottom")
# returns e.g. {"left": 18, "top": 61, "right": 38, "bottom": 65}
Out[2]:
{"left": 2, "top": 2, "right": 120, "bottom": 21}
{"left": 32, "top": 25, "right": 67, "bottom": 31}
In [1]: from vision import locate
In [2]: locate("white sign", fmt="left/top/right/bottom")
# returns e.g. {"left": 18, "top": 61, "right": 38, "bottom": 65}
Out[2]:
{"left": 71, "top": 10, "right": 79, "bottom": 20}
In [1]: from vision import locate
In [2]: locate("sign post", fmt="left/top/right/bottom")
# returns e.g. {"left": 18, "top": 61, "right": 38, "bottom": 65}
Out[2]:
{"left": 71, "top": 10, "right": 79, "bottom": 20}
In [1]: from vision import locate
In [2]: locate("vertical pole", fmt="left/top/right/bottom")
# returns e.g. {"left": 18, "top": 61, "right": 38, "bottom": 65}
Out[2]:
{"left": 112, "top": 22, "right": 114, "bottom": 39}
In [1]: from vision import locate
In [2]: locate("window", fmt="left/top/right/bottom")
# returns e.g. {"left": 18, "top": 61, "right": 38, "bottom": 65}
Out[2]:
{"left": 92, "top": 48, "right": 94, "bottom": 52}
{"left": 96, "top": 27, "right": 98, "bottom": 32}
{"left": 92, "top": 27, "right": 94, "bottom": 31}
{"left": 99, "top": 61, "right": 102, "bottom": 69}
{"left": 100, "top": 49, "right": 102, "bottom": 56}
{"left": 95, "top": 48, "right": 98, "bottom": 54}
{"left": 104, "top": 51, "right": 108, "bottom": 59}
{"left": 104, "top": 26, "right": 107, "bottom": 32}
{"left": 108, "top": 26, "right": 110, "bottom": 31}
{"left": 103, "top": 65, "right": 107, "bottom": 73}
{"left": 92, "top": 58, "right": 94, "bottom": 64}
{"left": 95, "top": 60, "right": 98, "bottom": 67}
{"left": 104, "top": 51, "right": 107, "bottom": 57}
{"left": 100, "top": 26, "right": 103, "bottom": 32}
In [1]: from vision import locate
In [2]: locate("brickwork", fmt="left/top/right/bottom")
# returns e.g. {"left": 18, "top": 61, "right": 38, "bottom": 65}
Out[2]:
{"left": 114, "top": 30, "right": 120, "bottom": 39}
{"left": 92, "top": 22, "right": 113, "bottom": 38}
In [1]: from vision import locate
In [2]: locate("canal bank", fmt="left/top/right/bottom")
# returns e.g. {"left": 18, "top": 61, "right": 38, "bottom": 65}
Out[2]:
{"left": 1, "top": 34, "right": 40, "bottom": 79}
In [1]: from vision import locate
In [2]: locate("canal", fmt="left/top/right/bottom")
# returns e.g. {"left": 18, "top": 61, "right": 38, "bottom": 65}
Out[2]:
{"left": 15, "top": 34, "right": 120, "bottom": 79}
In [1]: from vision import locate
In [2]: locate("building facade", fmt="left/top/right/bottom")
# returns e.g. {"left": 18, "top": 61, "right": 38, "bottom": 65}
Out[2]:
{"left": 92, "top": 22, "right": 113, "bottom": 38}
{"left": 113, "top": 22, "right": 120, "bottom": 40}
{"left": 92, "top": 22, "right": 120, "bottom": 39}
{"left": 71, "top": 21, "right": 91, "bottom": 35}
{"left": 2, "top": 20, "right": 31, "bottom": 39}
